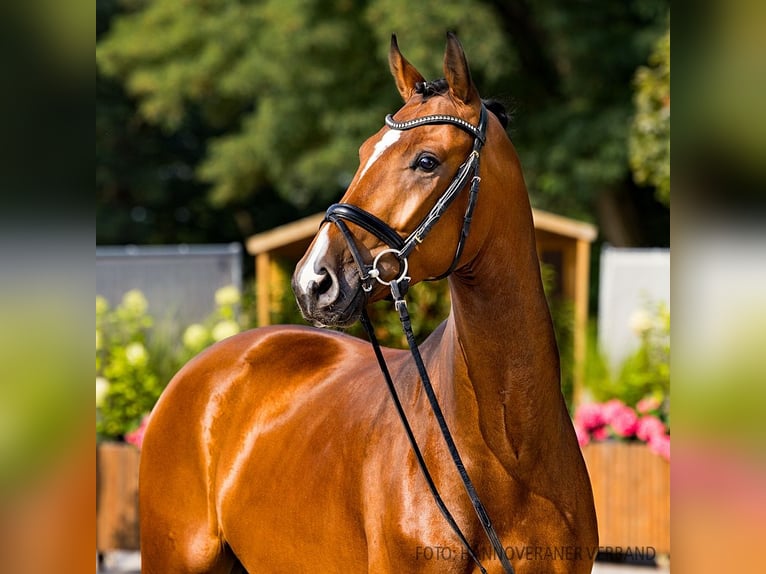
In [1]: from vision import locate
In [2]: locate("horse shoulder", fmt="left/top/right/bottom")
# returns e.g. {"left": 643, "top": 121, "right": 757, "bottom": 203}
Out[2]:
{"left": 144, "top": 325, "right": 372, "bottom": 484}
{"left": 194, "top": 326, "right": 396, "bottom": 570}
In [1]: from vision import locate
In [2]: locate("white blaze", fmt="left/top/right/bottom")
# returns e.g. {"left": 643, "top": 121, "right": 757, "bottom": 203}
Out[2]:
{"left": 297, "top": 225, "right": 331, "bottom": 292}
{"left": 358, "top": 129, "right": 401, "bottom": 181}
{"left": 297, "top": 130, "right": 401, "bottom": 293}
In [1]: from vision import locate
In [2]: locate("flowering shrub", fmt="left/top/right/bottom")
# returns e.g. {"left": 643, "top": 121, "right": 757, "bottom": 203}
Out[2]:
{"left": 97, "top": 285, "right": 245, "bottom": 443}
{"left": 574, "top": 396, "right": 670, "bottom": 460}
{"left": 181, "top": 284, "right": 242, "bottom": 355}
{"left": 586, "top": 300, "right": 669, "bottom": 409}
{"left": 96, "top": 290, "right": 162, "bottom": 440}
{"left": 576, "top": 300, "right": 670, "bottom": 460}
{"left": 620, "top": 301, "right": 670, "bottom": 404}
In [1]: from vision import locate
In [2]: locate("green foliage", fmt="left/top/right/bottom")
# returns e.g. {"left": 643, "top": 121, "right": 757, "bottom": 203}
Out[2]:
{"left": 541, "top": 263, "right": 576, "bottom": 408}
{"left": 180, "top": 285, "right": 245, "bottom": 355}
{"left": 350, "top": 280, "right": 453, "bottom": 349}
{"left": 97, "top": 0, "right": 509, "bottom": 209}
{"left": 617, "top": 302, "right": 670, "bottom": 404}
{"left": 630, "top": 25, "right": 670, "bottom": 206}
{"left": 96, "top": 290, "right": 162, "bottom": 439}
{"left": 96, "top": 0, "right": 323, "bottom": 246}
{"left": 96, "top": 285, "right": 250, "bottom": 440}
{"left": 587, "top": 300, "right": 670, "bottom": 409}
{"left": 510, "top": 1, "right": 669, "bottom": 220}
{"left": 97, "top": 0, "right": 669, "bottom": 228}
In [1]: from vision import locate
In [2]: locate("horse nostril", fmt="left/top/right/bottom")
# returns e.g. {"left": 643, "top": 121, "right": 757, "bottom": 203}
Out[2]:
{"left": 306, "top": 266, "right": 340, "bottom": 307}
{"left": 314, "top": 269, "right": 334, "bottom": 296}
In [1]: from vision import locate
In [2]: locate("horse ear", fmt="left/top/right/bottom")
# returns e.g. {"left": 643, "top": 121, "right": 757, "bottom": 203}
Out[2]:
{"left": 389, "top": 34, "right": 425, "bottom": 102}
{"left": 443, "top": 32, "right": 479, "bottom": 105}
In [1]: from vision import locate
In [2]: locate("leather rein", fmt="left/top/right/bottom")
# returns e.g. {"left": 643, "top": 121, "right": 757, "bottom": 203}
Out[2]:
{"left": 323, "top": 105, "right": 516, "bottom": 574}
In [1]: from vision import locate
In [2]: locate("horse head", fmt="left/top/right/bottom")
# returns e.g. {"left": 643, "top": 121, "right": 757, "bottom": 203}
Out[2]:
{"left": 293, "top": 33, "right": 505, "bottom": 328}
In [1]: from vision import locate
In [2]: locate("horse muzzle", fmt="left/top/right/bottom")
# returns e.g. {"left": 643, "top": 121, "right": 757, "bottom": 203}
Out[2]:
{"left": 291, "top": 255, "right": 366, "bottom": 328}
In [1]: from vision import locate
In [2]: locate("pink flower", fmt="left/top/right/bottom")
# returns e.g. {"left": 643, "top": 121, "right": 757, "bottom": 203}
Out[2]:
{"left": 574, "top": 422, "right": 590, "bottom": 447}
{"left": 648, "top": 433, "right": 670, "bottom": 460}
{"left": 636, "top": 415, "right": 667, "bottom": 443}
{"left": 574, "top": 402, "right": 605, "bottom": 431}
{"left": 636, "top": 396, "right": 661, "bottom": 414}
{"left": 573, "top": 399, "right": 669, "bottom": 450}
{"left": 609, "top": 405, "right": 639, "bottom": 438}
{"left": 601, "top": 399, "right": 627, "bottom": 423}
{"left": 591, "top": 426, "right": 610, "bottom": 441}
{"left": 595, "top": 399, "right": 638, "bottom": 438}
{"left": 125, "top": 413, "right": 151, "bottom": 449}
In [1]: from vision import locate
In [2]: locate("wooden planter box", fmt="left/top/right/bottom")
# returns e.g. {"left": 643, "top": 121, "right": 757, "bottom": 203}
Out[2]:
{"left": 97, "top": 442, "right": 141, "bottom": 552}
{"left": 581, "top": 442, "right": 670, "bottom": 556}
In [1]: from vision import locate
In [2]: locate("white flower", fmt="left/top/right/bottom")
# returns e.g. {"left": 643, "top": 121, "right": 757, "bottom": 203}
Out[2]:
{"left": 629, "top": 309, "right": 654, "bottom": 336}
{"left": 215, "top": 285, "right": 241, "bottom": 307}
{"left": 96, "top": 377, "right": 110, "bottom": 407}
{"left": 122, "top": 289, "right": 148, "bottom": 316}
{"left": 212, "top": 320, "right": 239, "bottom": 342}
{"left": 183, "top": 324, "right": 209, "bottom": 350}
{"left": 125, "top": 342, "right": 148, "bottom": 367}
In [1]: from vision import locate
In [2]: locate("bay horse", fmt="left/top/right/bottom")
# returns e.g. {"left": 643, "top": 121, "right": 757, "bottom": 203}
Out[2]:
{"left": 140, "top": 34, "right": 597, "bottom": 573}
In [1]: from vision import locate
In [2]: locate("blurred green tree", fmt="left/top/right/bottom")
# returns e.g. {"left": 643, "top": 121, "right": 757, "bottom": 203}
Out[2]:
{"left": 97, "top": 0, "right": 508, "bottom": 209}
{"left": 629, "top": 26, "right": 670, "bottom": 207}
{"left": 96, "top": 0, "right": 321, "bottom": 245}
{"left": 97, "top": 0, "right": 669, "bottom": 245}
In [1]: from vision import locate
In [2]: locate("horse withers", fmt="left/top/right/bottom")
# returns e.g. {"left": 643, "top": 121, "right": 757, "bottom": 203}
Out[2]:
{"left": 140, "top": 33, "right": 598, "bottom": 573}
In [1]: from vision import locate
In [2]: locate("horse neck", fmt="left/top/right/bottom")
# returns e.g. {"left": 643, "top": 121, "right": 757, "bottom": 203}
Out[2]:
{"left": 441, "top": 153, "right": 564, "bottom": 466}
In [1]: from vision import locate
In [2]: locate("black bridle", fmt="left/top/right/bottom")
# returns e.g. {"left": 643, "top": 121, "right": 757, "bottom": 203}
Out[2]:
{"left": 323, "top": 104, "right": 515, "bottom": 574}
{"left": 324, "top": 105, "right": 488, "bottom": 293}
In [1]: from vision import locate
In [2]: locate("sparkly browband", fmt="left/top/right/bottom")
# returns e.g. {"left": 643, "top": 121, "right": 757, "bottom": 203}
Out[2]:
{"left": 384, "top": 113, "right": 486, "bottom": 143}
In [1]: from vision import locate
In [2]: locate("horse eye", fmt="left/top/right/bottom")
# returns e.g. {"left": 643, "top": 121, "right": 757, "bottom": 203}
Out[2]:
{"left": 415, "top": 154, "right": 439, "bottom": 172}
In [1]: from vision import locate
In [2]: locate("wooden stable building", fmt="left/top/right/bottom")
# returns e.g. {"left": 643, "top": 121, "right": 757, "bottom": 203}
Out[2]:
{"left": 246, "top": 208, "right": 596, "bottom": 399}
